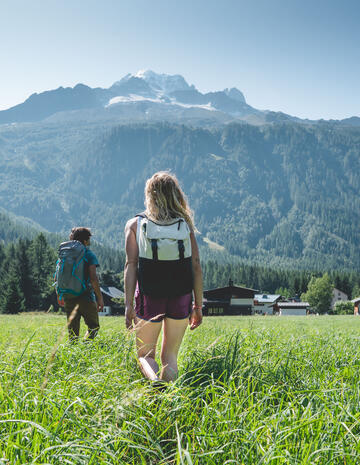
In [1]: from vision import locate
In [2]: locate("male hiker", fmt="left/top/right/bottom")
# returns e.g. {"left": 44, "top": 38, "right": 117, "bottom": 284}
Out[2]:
{"left": 55, "top": 227, "right": 104, "bottom": 340}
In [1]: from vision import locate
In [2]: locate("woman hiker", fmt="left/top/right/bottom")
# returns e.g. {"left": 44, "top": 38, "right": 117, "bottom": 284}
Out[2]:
{"left": 124, "top": 171, "right": 203, "bottom": 383}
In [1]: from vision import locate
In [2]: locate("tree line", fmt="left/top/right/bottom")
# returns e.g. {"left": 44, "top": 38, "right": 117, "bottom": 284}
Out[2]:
{"left": 1, "top": 233, "right": 360, "bottom": 314}
{"left": 0, "top": 234, "right": 56, "bottom": 314}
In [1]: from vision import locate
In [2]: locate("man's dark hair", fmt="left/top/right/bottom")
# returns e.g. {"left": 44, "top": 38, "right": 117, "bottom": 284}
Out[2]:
{"left": 69, "top": 227, "right": 92, "bottom": 244}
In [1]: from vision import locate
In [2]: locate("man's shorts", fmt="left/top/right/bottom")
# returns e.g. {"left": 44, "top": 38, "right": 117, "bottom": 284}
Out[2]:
{"left": 135, "top": 285, "right": 192, "bottom": 322}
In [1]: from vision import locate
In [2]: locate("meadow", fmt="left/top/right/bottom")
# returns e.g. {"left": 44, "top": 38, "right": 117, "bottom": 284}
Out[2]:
{"left": 1, "top": 314, "right": 360, "bottom": 465}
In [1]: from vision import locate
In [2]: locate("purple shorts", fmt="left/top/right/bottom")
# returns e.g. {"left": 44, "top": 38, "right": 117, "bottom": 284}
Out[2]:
{"left": 135, "top": 285, "right": 192, "bottom": 322}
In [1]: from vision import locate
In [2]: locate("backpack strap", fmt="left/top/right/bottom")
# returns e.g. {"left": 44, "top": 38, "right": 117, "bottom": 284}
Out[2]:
{"left": 136, "top": 217, "right": 141, "bottom": 246}
{"left": 135, "top": 212, "right": 147, "bottom": 246}
{"left": 151, "top": 239, "right": 158, "bottom": 260}
{"left": 178, "top": 240, "right": 185, "bottom": 260}
{"left": 135, "top": 211, "right": 147, "bottom": 219}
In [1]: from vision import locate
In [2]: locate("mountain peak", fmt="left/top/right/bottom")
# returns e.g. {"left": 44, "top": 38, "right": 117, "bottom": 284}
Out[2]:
{"left": 224, "top": 87, "right": 246, "bottom": 104}
{"left": 121, "top": 70, "right": 192, "bottom": 93}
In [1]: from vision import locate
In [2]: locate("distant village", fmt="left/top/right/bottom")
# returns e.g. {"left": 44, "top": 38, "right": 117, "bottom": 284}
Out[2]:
{"left": 99, "top": 281, "right": 360, "bottom": 317}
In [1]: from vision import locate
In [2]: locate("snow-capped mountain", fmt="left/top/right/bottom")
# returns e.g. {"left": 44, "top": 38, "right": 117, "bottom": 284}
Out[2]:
{"left": 114, "top": 70, "right": 192, "bottom": 94}
{"left": 1, "top": 70, "right": 359, "bottom": 126}
{"left": 107, "top": 69, "right": 253, "bottom": 118}
{"left": 0, "top": 70, "right": 256, "bottom": 125}
{"left": 109, "top": 70, "right": 246, "bottom": 108}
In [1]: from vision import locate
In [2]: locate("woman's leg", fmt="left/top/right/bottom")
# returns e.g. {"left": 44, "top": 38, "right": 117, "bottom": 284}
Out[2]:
{"left": 160, "top": 317, "right": 188, "bottom": 382}
{"left": 135, "top": 318, "right": 162, "bottom": 380}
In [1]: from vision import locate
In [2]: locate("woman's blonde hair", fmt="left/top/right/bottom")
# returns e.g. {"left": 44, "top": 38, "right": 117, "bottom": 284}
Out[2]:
{"left": 144, "top": 171, "right": 195, "bottom": 230}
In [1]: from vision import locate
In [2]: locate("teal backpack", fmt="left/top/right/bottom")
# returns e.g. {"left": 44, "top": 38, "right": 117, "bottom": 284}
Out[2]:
{"left": 54, "top": 240, "right": 88, "bottom": 300}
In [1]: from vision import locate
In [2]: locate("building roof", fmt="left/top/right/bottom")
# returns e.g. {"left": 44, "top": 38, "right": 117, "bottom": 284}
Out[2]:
{"left": 204, "top": 284, "right": 259, "bottom": 300}
{"left": 333, "top": 288, "right": 347, "bottom": 294}
{"left": 101, "top": 286, "right": 124, "bottom": 299}
{"left": 278, "top": 302, "right": 310, "bottom": 308}
{"left": 254, "top": 294, "right": 281, "bottom": 303}
{"left": 205, "top": 285, "right": 259, "bottom": 293}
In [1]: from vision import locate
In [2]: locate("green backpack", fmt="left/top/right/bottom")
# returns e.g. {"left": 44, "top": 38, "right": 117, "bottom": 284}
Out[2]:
{"left": 54, "top": 240, "right": 87, "bottom": 300}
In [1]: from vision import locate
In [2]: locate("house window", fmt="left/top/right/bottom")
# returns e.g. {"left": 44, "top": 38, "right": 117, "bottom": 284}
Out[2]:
{"left": 208, "top": 307, "right": 224, "bottom": 315}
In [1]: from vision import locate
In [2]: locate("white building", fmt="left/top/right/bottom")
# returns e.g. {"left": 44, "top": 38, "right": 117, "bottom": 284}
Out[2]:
{"left": 99, "top": 286, "right": 124, "bottom": 316}
{"left": 253, "top": 294, "right": 282, "bottom": 315}
{"left": 331, "top": 288, "right": 348, "bottom": 310}
{"left": 277, "top": 302, "right": 310, "bottom": 316}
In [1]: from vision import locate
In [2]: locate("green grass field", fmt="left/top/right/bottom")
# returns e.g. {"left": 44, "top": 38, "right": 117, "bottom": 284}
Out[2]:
{"left": 1, "top": 314, "right": 360, "bottom": 464}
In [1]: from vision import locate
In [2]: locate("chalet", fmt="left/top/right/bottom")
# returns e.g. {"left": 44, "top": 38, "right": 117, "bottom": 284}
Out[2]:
{"left": 99, "top": 286, "right": 124, "bottom": 316}
{"left": 352, "top": 297, "right": 360, "bottom": 316}
{"left": 277, "top": 301, "right": 310, "bottom": 316}
{"left": 331, "top": 288, "right": 349, "bottom": 310}
{"left": 253, "top": 294, "right": 282, "bottom": 315}
{"left": 203, "top": 280, "right": 258, "bottom": 316}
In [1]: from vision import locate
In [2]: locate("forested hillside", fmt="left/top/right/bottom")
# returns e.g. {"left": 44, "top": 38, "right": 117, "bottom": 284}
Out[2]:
{"left": 0, "top": 120, "right": 359, "bottom": 270}
{"left": 0, "top": 209, "right": 45, "bottom": 244}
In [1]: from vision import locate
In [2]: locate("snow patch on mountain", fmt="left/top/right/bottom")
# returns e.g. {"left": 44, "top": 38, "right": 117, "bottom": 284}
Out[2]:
{"left": 133, "top": 70, "right": 191, "bottom": 93}
{"left": 108, "top": 71, "right": 248, "bottom": 114}
{"left": 171, "top": 101, "right": 217, "bottom": 112}
{"left": 106, "top": 93, "right": 217, "bottom": 112}
{"left": 107, "top": 94, "right": 164, "bottom": 106}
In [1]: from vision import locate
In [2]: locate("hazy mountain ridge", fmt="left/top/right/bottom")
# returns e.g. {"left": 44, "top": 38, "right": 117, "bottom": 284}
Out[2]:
{"left": 1, "top": 70, "right": 359, "bottom": 127}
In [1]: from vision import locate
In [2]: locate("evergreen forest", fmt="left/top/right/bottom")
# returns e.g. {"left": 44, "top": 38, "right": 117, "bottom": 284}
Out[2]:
{"left": 1, "top": 120, "right": 360, "bottom": 270}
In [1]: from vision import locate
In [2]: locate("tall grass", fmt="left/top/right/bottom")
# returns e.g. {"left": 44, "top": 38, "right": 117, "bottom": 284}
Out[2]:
{"left": 1, "top": 314, "right": 360, "bottom": 464}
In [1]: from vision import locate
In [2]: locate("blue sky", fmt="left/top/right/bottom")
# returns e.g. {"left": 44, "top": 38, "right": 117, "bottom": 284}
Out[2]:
{"left": 1, "top": 0, "right": 359, "bottom": 119}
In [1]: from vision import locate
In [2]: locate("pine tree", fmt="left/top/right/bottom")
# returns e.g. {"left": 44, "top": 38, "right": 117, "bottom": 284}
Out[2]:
{"left": 352, "top": 284, "right": 360, "bottom": 300}
{"left": 292, "top": 277, "right": 301, "bottom": 296}
{"left": 0, "top": 243, "right": 5, "bottom": 282}
{"left": 1, "top": 266, "right": 25, "bottom": 314}
{"left": 29, "top": 234, "right": 56, "bottom": 309}
{"left": 340, "top": 275, "right": 352, "bottom": 298}
{"left": 99, "top": 269, "right": 118, "bottom": 287}
{"left": 14, "top": 239, "right": 34, "bottom": 310}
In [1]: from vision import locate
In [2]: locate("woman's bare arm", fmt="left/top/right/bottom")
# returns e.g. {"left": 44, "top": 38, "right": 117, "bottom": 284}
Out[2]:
{"left": 124, "top": 217, "right": 138, "bottom": 329}
{"left": 189, "top": 231, "right": 203, "bottom": 330}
